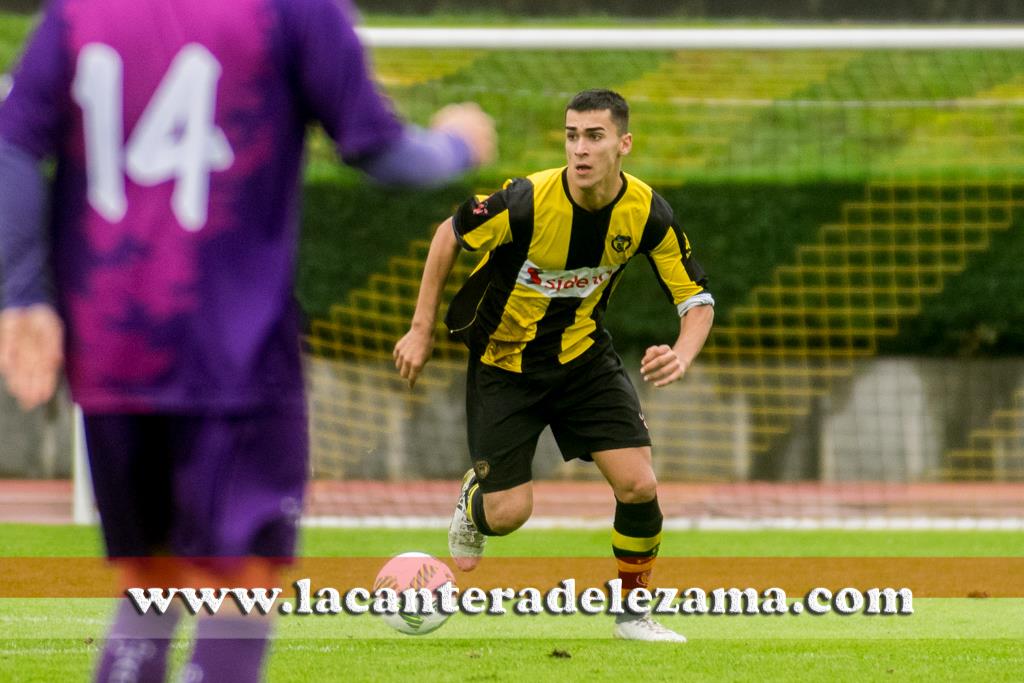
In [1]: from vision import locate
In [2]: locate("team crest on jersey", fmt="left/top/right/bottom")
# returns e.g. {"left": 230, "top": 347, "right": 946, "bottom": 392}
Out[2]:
{"left": 472, "top": 200, "right": 490, "bottom": 216}
{"left": 611, "top": 234, "right": 632, "bottom": 253}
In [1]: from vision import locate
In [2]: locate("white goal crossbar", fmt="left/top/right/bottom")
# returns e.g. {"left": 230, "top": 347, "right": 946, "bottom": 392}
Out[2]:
{"left": 356, "top": 27, "right": 1024, "bottom": 50}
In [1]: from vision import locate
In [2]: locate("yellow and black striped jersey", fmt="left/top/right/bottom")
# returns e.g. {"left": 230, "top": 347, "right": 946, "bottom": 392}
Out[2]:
{"left": 445, "top": 167, "right": 712, "bottom": 373}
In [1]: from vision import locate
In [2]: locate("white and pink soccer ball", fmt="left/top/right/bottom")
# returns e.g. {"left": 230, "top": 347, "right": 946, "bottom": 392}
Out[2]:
{"left": 373, "top": 552, "right": 456, "bottom": 635}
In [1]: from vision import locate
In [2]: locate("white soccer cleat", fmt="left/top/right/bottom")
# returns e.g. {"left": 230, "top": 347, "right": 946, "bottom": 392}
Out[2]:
{"left": 448, "top": 469, "right": 486, "bottom": 571}
{"left": 613, "top": 614, "right": 687, "bottom": 643}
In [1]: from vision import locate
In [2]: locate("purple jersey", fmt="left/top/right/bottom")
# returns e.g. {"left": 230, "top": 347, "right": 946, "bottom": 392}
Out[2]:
{"left": 0, "top": 0, "right": 403, "bottom": 412}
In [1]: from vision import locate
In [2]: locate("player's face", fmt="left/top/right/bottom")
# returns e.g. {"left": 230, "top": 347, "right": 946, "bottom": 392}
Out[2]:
{"left": 564, "top": 108, "right": 632, "bottom": 193}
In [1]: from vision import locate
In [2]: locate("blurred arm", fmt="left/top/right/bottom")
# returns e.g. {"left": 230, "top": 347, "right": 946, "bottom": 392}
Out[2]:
{"left": 355, "top": 127, "right": 474, "bottom": 187}
{"left": 0, "top": 2, "right": 68, "bottom": 409}
{"left": 282, "top": 0, "right": 494, "bottom": 185}
{"left": 355, "top": 102, "right": 497, "bottom": 187}
{"left": 0, "top": 139, "right": 51, "bottom": 308}
{"left": 0, "top": 0, "right": 67, "bottom": 308}
{"left": 0, "top": 141, "right": 63, "bottom": 410}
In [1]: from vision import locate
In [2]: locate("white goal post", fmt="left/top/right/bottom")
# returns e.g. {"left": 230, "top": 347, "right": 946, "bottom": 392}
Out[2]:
{"left": 356, "top": 27, "right": 1024, "bottom": 50}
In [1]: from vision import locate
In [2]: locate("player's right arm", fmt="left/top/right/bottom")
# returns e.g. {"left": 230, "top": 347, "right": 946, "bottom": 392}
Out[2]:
{"left": 0, "top": 2, "right": 69, "bottom": 410}
{"left": 393, "top": 218, "right": 461, "bottom": 388}
{"left": 394, "top": 185, "right": 514, "bottom": 387}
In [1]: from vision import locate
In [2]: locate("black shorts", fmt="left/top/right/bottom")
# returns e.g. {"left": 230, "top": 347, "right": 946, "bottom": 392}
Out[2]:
{"left": 466, "top": 345, "right": 652, "bottom": 493}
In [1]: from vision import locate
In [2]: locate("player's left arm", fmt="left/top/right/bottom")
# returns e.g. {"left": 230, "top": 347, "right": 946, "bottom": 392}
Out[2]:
{"left": 640, "top": 219, "right": 715, "bottom": 388}
{"left": 641, "top": 304, "right": 713, "bottom": 387}
{"left": 354, "top": 104, "right": 496, "bottom": 186}
{"left": 280, "top": 0, "right": 493, "bottom": 186}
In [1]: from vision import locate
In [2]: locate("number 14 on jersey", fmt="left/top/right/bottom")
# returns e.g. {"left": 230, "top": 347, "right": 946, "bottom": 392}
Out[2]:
{"left": 72, "top": 43, "right": 235, "bottom": 232}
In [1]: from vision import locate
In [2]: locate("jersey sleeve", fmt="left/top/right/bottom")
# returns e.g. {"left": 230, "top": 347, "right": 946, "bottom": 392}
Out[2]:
{"left": 0, "top": 1, "right": 71, "bottom": 160}
{"left": 450, "top": 179, "right": 521, "bottom": 253}
{"left": 277, "top": 0, "right": 403, "bottom": 163}
{"left": 639, "top": 195, "right": 714, "bottom": 316}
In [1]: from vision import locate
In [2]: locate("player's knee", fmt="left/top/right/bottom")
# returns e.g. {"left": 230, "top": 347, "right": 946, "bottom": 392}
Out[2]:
{"left": 484, "top": 493, "right": 532, "bottom": 534}
{"left": 613, "top": 474, "right": 658, "bottom": 504}
{"left": 489, "top": 511, "right": 530, "bottom": 535}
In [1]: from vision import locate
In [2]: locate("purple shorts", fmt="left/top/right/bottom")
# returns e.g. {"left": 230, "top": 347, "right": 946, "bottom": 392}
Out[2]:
{"left": 84, "top": 410, "right": 308, "bottom": 561}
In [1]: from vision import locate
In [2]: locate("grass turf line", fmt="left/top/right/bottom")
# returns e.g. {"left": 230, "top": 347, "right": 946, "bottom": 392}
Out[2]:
{"left": 2, "top": 523, "right": 1024, "bottom": 557}
{"left": 2, "top": 609, "right": 1023, "bottom": 681}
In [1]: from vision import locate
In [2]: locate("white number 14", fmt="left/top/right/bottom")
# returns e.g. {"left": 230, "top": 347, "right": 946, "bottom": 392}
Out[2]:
{"left": 72, "top": 43, "right": 234, "bottom": 232}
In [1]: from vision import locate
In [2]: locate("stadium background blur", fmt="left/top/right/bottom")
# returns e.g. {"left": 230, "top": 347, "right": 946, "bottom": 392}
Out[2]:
{"left": 4, "top": 0, "right": 1024, "bottom": 526}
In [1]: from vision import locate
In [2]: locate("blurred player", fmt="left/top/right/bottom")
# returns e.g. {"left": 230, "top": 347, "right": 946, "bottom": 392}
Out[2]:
{"left": 394, "top": 89, "right": 713, "bottom": 642}
{"left": 0, "top": 0, "right": 495, "bottom": 681}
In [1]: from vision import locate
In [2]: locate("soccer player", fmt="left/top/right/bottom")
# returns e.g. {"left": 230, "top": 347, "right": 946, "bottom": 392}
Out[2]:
{"left": 0, "top": 0, "right": 494, "bottom": 681}
{"left": 394, "top": 88, "right": 714, "bottom": 642}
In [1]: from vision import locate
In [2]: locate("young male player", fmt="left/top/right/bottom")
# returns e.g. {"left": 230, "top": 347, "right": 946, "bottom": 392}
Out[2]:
{"left": 394, "top": 89, "right": 714, "bottom": 642}
{"left": 0, "top": 0, "right": 494, "bottom": 680}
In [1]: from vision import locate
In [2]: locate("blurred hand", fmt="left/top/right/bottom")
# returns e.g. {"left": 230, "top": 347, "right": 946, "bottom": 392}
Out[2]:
{"left": 393, "top": 326, "right": 435, "bottom": 389}
{"left": 431, "top": 102, "right": 497, "bottom": 167}
{"left": 0, "top": 304, "right": 64, "bottom": 410}
{"left": 640, "top": 344, "right": 686, "bottom": 388}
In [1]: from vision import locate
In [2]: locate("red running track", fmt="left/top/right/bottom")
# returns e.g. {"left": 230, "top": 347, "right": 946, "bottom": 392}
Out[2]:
{"left": 3, "top": 479, "right": 1024, "bottom": 524}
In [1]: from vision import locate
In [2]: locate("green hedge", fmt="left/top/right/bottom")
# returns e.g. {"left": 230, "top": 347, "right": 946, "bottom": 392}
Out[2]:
{"left": 297, "top": 179, "right": 473, "bottom": 327}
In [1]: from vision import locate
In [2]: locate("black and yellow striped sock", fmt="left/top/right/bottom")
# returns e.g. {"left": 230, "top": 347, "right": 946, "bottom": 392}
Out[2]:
{"left": 612, "top": 496, "right": 663, "bottom": 616}
{"left": 466, "top": 480, "right": 496, "bottom": 536}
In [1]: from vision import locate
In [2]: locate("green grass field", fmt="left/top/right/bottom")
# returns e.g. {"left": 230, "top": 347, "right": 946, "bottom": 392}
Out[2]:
{"left": 1, "top": 523, "right": 1023, "bottom": 681}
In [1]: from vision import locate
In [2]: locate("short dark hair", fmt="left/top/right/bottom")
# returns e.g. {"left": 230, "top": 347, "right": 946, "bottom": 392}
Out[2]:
{"left": 565, "top": 89, "right": 629, "bottom": 134}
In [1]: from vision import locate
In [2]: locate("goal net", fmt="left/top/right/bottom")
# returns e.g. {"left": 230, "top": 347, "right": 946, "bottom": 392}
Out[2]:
{"left": 68, "top": 28, "right": 1024, "bottom": 528}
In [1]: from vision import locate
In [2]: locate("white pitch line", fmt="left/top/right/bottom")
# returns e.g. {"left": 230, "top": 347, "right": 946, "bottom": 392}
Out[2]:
{"left": 301, "top": 515, "right": 1024, "bottom": 531}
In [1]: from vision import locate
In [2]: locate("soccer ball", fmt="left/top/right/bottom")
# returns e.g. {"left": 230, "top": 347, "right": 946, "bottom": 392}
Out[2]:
{"left": 373, "top": 552, "right": 456, "bottom": 635}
